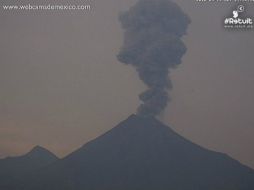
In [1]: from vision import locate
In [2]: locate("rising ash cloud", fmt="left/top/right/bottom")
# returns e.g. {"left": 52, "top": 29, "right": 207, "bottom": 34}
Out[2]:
{"left": 117, "top": 0, "right": 190, "bottom": 117}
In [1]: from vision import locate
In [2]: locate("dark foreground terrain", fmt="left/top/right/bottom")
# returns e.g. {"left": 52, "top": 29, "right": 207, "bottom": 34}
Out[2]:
{"left": 1, "top": 114, "right": 254, "bottom": 190}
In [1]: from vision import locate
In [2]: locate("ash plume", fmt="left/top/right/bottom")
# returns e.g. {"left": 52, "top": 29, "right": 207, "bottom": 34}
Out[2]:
{"left": 117, "top": 0, "right": 190, "bottom": 117}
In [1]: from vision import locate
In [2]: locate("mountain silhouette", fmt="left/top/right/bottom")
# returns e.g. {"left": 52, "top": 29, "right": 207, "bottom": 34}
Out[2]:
{"left": 0, "top": 146, "right": 58, "bottom": 189}
{"left": 14, "top": 114, "right": 254, "bottom": 190}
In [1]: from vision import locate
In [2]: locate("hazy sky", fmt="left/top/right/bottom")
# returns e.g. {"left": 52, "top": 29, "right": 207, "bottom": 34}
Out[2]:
{"left": 1, "top": 0, "right": 254, "bottom": 168}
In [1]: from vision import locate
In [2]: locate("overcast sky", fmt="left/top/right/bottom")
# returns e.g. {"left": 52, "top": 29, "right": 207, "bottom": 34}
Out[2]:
{"left": 1, "top": 0, "right": 254, "bottom": 168}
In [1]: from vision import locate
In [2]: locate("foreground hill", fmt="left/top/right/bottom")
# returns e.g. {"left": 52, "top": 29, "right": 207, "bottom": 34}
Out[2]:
{"left": 0, "top": 146, "right": 58, "bottom": 189}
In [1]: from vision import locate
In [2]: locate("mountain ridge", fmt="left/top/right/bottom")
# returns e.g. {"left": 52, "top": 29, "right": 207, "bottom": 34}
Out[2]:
{"left": 0, "top": 146, "right": 58, "bottom": 189}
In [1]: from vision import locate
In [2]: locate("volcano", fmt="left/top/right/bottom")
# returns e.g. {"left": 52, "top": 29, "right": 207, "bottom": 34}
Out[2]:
{"left": 7, "top": 115, "right": 254, "bottom": 190}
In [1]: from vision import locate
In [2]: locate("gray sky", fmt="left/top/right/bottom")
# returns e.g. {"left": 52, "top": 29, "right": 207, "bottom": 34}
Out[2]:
{"left": 1, "top": 0, "right": 254, "bottom": 168}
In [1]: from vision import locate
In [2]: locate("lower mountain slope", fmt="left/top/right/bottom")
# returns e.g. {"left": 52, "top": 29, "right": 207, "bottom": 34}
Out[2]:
{"left": 16, "top": 115, "right": 254, "bottom": 190}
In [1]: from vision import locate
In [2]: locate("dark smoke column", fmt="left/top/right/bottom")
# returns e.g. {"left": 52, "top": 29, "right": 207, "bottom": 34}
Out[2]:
{"left": 117, "top": 0, "right": 190, "bottom": 117}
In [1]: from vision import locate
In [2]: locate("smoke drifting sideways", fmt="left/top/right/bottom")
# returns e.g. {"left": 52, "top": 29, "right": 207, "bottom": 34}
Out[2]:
{"left": 117, "top": 0, "right": 190, "bottom": 117}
